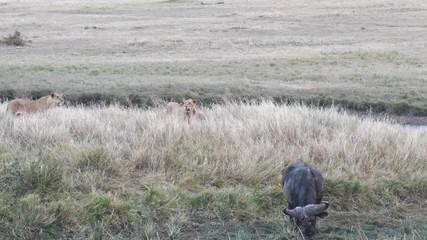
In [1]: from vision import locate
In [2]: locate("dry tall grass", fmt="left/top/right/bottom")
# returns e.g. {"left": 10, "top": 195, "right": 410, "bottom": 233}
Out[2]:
{"left": 1, "top": 101, "right": 426, "bottom": 186}
{"left": 2, "top": 101, "right": 426, "bottom": 180}
{"left": 0, "top": 101, "right": 426, "bottom": 238}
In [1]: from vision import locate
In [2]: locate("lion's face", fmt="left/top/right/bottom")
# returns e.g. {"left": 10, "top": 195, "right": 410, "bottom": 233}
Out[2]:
{"left": 50, "top": 92, "right": 65, "bottom": 106}
{"left": 183, "top": 99, "right": 196, "bottom": 114}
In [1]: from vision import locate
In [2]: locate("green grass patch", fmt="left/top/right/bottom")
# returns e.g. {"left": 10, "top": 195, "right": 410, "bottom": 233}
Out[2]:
{"left": 76, "top": 147, "right": 123, "bottom": 177}
{"left": 0, "top": 152, "right": 64, "bottom": 198}
{"left": 1, "top": 50, "right": 426, "bottom": 114}
{"left": 0, "top": 178, "right": 425, "bottom": 239}
{"left": 0, "top": 194, "right": 62, "bottom": 239}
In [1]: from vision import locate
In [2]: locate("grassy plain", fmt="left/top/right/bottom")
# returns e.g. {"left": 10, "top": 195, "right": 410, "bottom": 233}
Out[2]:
{"left": 1, "top": 0, "right": 427, "bottom": 239}
{"left": 1, "top": 0, "right": 427, "bottom": 114}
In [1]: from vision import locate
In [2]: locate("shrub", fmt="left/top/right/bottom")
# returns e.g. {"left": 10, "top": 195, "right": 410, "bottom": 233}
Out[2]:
{"left": 0, "top": 30, "right": 31, "bottom": 46}
{"left": 0, "top": 89, "right": 17, "bottom": 101}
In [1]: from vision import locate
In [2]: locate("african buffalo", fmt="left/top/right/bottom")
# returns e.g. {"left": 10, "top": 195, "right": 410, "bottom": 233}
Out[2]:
{"left": 282, "top": 160, "right": 329, "bottom": 236}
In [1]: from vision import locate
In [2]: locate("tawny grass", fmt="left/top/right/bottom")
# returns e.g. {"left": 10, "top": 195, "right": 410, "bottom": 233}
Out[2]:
{"left": 1, "top": 101, "right": 425, "bottom": 188}
{"left": 1, "top": 101, "right": 426, "bottom": 239}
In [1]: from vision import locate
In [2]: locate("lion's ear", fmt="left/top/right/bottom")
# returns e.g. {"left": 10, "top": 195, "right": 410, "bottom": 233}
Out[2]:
{"left": 51, "top": 93, "right": 55, "bottom": 98}
{"left": 192, "top": 99, "right": 197, "bottom": 104}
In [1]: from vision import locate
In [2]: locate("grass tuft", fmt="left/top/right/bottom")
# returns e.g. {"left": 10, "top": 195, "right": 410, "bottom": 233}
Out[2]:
{"left": 5, "top": 194, "right": 60, "bottom": 239}
{"left": 1, "top": 153, "right": 64, "bottom": 197}
{"left": 77, "top": 147, "right": 122, "bottom": 177}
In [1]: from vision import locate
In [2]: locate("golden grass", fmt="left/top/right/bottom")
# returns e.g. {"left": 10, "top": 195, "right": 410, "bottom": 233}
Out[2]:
{"left": 0, "top": 101, "right": 426, "bottom": 238}
{"left": 1, "top": 101, "right": 425, "bottom": 186}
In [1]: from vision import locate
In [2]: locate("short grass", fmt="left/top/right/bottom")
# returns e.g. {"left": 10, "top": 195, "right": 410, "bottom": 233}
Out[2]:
{"left": 0, "top": 102, "right": 426, "bottom": 239}
{"left": 1, "top": 0, "right": 426, "bottom": 114}
{"left": 1, "top": 51, "right": 427, "bottom": 114}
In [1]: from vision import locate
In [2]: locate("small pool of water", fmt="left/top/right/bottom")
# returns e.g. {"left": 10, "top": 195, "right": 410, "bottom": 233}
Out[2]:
{"left": 401, "top": 124, "right": 427, "bottom": 130}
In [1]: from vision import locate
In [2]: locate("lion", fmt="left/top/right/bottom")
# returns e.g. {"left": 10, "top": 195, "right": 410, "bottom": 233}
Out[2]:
{"left": 165, "top": 99, "right": 205, "bottom": 120}
{"left": 6, "top": 92, "right": 65, "bottom": 116}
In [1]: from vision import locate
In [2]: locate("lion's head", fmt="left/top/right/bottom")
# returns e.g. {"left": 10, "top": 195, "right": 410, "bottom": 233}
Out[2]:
{"left": 50, "top": 92, "right": 65, "bottom": 106}
{"left": 183, "top": 99, "right": 197, "bottom": 115}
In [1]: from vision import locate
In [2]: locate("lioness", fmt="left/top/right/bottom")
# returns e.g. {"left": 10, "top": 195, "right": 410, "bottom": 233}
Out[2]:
{"left": 165, "top": 99, "right": 205, "bottom": 120}
{"left": 6, "top": 92, "right": 65, "bottom": 116}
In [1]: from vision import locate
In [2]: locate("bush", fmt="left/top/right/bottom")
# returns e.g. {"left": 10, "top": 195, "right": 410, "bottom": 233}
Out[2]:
{"left": 0, "top": 89, "right": 17, "bottom": 101}
{"left": 0, "top": 30, "right": 31, "bottom": 46}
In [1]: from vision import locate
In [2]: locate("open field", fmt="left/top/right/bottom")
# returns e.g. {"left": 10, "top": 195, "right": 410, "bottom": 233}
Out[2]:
{"left": 1, "top": 0, "right": 427, "bottom": 239}
{"left": 0, "top": 102, "right": 427, "bottom": 239}
{"left": 1, "top": 0, "right": 427, "bottom": 115}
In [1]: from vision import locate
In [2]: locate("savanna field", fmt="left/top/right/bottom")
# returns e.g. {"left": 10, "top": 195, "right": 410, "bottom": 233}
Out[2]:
{"left": 1, "top": 0, "right": 427, "bottom": 239}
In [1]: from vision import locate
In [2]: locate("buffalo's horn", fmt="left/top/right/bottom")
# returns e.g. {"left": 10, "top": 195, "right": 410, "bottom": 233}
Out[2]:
{"left": 303, "top": 201, "right": 329, "bottom": 216}
{"left": 283, "top": 206, "right": 304, "bottom": 219}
